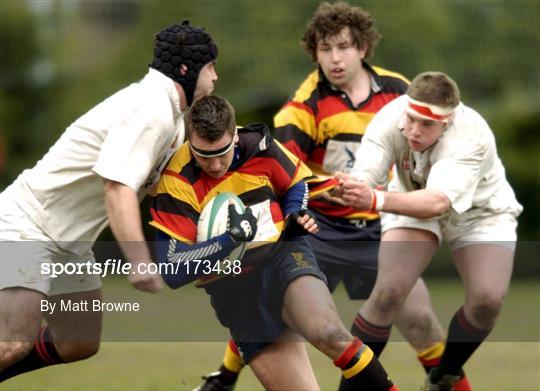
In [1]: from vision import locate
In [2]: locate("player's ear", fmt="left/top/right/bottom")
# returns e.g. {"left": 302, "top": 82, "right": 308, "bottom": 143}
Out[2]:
{"left": 358, "top": 42, "right": 368, "bottom": 58}
{"left": 180, "top": 64, "right": 188, "bottom": 76}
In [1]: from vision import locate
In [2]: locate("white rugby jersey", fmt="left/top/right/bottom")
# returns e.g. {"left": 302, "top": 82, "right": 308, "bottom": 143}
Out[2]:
{"left": 351, "top": 95, "right": 522, "bottom": 218}
{"left": 5, "top": 69, "right": 184, "bottom": 254}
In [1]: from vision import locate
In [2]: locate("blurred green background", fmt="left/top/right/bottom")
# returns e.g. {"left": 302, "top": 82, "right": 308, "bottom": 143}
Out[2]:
{"left": 0, "top": 3, "right": 539, "bottom": 390}
{"left": 0, "top": 1, "right": 539, "bottom": 257}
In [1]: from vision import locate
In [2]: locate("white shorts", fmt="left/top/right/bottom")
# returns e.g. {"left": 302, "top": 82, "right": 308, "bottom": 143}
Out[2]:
{"left": 0, "top": 191, "right": 101, "bottom": 296}
{"left": 381, "top": 208, "right": 518, "bottom": 252}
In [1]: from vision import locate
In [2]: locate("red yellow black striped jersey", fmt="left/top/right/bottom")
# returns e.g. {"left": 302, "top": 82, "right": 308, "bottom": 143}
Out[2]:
{"left": 274, "top": 63, "right": 408, "bottom": 220}
{"left": 149, "top": 123, "right": 312, "bottom": 245}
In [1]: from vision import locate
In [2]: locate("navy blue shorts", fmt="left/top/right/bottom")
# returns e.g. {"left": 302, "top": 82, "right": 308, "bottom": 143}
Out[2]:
{"left": 204, "top": 237, "right": 327, "bottom": 363}
{"left": 309, "top": 211, "right": 381, "bottom": 300}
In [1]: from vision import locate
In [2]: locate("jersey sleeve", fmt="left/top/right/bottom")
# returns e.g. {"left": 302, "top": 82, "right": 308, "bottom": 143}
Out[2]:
{"left": 93, "top": 114, "right": 174, "bottom": 191}
{"left": 149, "top": 152, "right": 200, "bottom": 244}
{"left": 427, "top": 129, "right": 487, "bottom": 214}
{"left": 270, "top": 140, "right": 313, "bottom": 195}
{"left": 273, "top": 72, "right": 320, "bottom": 162}
{"left": 351, "top": 97, "right": 404, "bottom": 186}
{"left": 274, "top": 101, "right": 317, "bottom": 162}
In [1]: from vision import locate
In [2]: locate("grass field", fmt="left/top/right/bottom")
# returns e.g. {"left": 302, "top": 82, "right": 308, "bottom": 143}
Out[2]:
{"left": 3, "top": 278, "right": 539, "bottom": 390}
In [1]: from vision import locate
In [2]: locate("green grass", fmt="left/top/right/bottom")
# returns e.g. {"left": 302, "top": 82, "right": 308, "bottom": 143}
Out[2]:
{"left": 3, "top": 279, "right": 539, "bottom": 390}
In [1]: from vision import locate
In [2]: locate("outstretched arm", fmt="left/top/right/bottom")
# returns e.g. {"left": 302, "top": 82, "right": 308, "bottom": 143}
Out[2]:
{"left": 103, "top": 179, "right": 163, "bottom": 293}
{"left": 338, "top": 176, "right": 451, "bottom": 219}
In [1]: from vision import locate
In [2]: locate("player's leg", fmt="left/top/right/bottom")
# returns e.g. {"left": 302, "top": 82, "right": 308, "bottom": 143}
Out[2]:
{"left": 358, "top": 227, "right": 438, "bottom": 344}
{"left": 428, "top": 242, "right": 514, "bottom": 385}
{"left": 395, "top": 279, "right": 472, "bottom": 390}
{"left": 395, "top": 278, "right": 444, "bottom": 353}
{"left": 193, "top": 226, "right": 348, "bottom": 391}
{"left": 193, "top": 339, "right": 243, "bottom": 391}
{"left": 202, "top": 255, "right": 321, "bottom": 391}
{"left": 248, "top": 329, "right": 319, "bottom": 390}
{"left": 0, "top": 199, "right": 69, "bottom": 381}
{"left": 0, "top": 284, "right": 102, "bottom": 381}
{"left": 282, "top": 275, "right": 396, "bottom": 390}
{"left": 0, "top": 288, "right": 44, "bottom": 373}
{"left": 43, "top": 288, "right": 102, "bottom": 362}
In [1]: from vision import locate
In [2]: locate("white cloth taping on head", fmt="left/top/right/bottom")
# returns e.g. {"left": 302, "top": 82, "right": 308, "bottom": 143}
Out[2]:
{"left": 407, "top": 97, "right": 455, "bottom": 122}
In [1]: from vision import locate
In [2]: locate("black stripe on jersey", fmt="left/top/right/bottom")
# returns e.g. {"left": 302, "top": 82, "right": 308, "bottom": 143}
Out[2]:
{"left": 378, "top": 75, "right": 408, "bottom": 94}
{"left": 257, "top": 141, "right": 299, "bottom": 179}
{"left": 178, "top": 160, "right": 202, "bottom": 185}
{"left": 153, "top": 193, "right": 199, "bottom": 223}
{"left": 238, "top": 186, "right": 279, "bottom": 207}
{"left": 331, "top": 133, "right": 363, "bottom": 142}
{"left": 275, "top": 124, "right": 315, "bottom": 155}
{"left": 303, "top": 77, "right": 328, "bottom": 114}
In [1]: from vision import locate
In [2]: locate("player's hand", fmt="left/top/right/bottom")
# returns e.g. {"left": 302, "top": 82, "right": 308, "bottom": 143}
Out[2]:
{"left": 331, "top": 171, "right": 351, "bottom": 198}
{"left": 282, "top": 209, "right": 318, "bottom": 239}
{"left": 340, "top": 179, "right": 373, "bottom": 210}
{"left": 228, "top": 204, "right": 257, "bottom": 243}
{"left": 128, "top": 260, "right": 164, "bottom": 293}
{"left": 293, "top": 210, "right": 319, "bottom": 234}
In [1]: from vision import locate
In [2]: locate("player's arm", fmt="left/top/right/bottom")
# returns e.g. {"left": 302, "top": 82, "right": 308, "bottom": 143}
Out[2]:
{"left": 380, "top": 189, "right": 451, "bottom": 218}
{"left": 356, "top": 122, "right": 486, "bottom": 218}
{"left": 281, "top": 181, "right": 319, "bottom": 236}
{"left": 339, "top": 177, "right": 451, "bottom": 218}
{"left": 103, "top": 179, "right": 163, "bottom": 293}
{"left": 349, "top": 98, "right": 404, "bottom": 187}
{"left": 95, "top": 113, "right": 175, "bottom": 293}
{"left": 154, "top": 205, "right": 257, "bottom": 289}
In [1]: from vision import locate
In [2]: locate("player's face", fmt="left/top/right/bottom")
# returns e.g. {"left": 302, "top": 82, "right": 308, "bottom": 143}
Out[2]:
{"left": 316, "top": 27, "right": 366, "bottom": 90}
{"left": 193, "top": 62, "right": 218, "bottom": 102}
{"left": 403, "top": 112, "right": 446, "bottom": 152}
{"left": 190, "top": 130, "right": 237, "bottom": 178}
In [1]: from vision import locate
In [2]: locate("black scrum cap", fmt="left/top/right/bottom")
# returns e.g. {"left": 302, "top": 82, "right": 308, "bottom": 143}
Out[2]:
{"left": 150, "top": 20, "right": 218, "bottom": 106}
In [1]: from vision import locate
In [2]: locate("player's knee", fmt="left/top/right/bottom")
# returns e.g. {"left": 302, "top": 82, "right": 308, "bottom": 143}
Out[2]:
{"left": 400, "top": 309, "right": 436, "bottom": 336}
{"left": 371, "top": 286, "right": 406, "bottom": 315}
{"left": 0, "top": 341, "right": 34, "bottom": 370}
{"left": 468, "top": 292, "right": 505, "bottom": 326}
{"left": 55, "top": 340, "right": 100, "bottom": 363}
{"left": 311, "top": 323, "right": 350, "bottom": 352}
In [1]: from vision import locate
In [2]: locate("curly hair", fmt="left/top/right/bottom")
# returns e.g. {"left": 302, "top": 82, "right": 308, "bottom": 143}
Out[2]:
{"left": 302, "top": 1, "right": 381, "bottom": 62}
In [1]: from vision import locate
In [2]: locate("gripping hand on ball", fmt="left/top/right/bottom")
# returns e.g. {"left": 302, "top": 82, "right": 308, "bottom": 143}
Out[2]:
{"left": 228, "top": 204, "right": 257, "bottom": 243}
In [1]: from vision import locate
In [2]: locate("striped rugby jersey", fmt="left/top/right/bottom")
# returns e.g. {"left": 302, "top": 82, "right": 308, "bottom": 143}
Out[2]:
{"left": 274, "top": 63, "right": 408, "bottom": 220}
{"left": 150, "top": 123, "right": 312, "bottom": 247}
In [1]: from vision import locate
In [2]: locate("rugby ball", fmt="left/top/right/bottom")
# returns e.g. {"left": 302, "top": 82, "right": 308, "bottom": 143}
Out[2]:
{"left": 196, "top": 192, "right": 247, "bottom": 261}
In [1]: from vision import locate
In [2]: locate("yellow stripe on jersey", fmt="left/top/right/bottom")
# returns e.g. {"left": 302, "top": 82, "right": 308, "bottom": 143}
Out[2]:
{"left": 274, "top": 103, "right": 319, "bottom": 143}
{"left": 162, "top": 142, "right": 192, "bottom": 173}
{"left": 372, "top": 66, "right": 410, "bottom": 83}
{"left": 307, "top": 162, "right": 326, "bottom": 178}
{"left": 198, "top": 173, "right": 277, "bottom": 208}
{"left": 156, "top": 172, "right": 200, "bottom": 214}
{"left": 292, "top": 70, "right": 319, "bottom": 103}
{"left": 319, "top": 111, "right": 374, "bottom": 139}
{"left": 148, "top": 221, "right": 194, "bottom": 244}
{"left": 275, "top": 141, "right": 313, "bottom": 186}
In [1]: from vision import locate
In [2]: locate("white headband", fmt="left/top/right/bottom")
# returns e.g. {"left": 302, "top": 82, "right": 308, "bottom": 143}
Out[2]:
{"left": 407, "top": 97, "right": 455, "bottom": 123}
